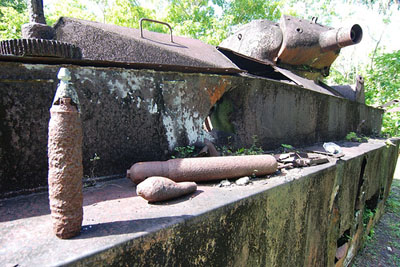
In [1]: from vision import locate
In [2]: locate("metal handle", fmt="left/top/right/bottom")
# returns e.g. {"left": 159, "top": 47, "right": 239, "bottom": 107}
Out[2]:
{"left": 139, "top": 18, "right": 173, "bottom": 43}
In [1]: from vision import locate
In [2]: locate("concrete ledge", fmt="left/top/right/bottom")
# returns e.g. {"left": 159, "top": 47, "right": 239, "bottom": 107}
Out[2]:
{"left": 0, "top": 139, "right": 398, "bottom": 266}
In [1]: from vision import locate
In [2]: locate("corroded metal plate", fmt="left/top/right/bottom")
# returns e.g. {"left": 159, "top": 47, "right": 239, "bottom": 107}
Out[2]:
{"left": 0, "top": 39, "right": 82, "bottom": 59}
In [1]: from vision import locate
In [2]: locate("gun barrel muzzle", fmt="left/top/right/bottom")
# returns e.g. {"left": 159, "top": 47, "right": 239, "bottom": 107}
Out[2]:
{"left": 319, "top": 24, "right": 363, "bottom": 52}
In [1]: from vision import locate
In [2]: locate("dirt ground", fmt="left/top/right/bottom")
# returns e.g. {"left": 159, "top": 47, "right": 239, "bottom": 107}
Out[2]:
{"left": 351, "top": 177, "right": 400, "bottom": 267}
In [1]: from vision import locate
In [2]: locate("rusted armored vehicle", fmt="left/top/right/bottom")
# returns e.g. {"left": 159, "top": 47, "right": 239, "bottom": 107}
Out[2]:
{"left": 1, "top": 5, "right": 399, "bottom": 267}
{"left": 48, "top": 14, "right": 367, "bottom": 144}
{"left": 0, "top": 11, "right": 380, "bottom": 195}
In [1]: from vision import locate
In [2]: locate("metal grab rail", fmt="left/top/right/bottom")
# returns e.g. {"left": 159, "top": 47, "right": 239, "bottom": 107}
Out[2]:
{"left": 139, "top": 18, "right": 174, "bottom": 43}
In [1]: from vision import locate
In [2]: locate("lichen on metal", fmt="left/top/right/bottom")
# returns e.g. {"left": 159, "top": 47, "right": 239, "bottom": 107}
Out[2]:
{"left": 52, "top": 67, "right": 81, "bottom": 112}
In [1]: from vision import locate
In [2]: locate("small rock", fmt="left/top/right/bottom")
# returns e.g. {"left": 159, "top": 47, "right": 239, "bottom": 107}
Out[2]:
{"left": 387, "top": 246, "right": 392, "bottom": 252}
{"left": 136, "top": 176, "right": 197, "bottom": 202}
{"left": 218, "top": 180, "right": 231, "bottom": 187}
{"left": 323, "top": 142, "right": 342, "bottom": 154}
{"left": 235, "top": 176, "right": 250, "bottom": 186}
{"left": 335, "top": 243, "right": 348, "bottom": 259}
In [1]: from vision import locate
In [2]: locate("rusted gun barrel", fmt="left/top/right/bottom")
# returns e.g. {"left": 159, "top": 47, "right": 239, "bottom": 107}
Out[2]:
{"left": 127, "top": 155, "right": 277, "bottom": 184}
{"left": 319, "top": 24, "right": 362, "bottom": 52}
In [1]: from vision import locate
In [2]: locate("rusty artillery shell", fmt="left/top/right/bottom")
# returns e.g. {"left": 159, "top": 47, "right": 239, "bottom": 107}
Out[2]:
{"left": 136, "top": 176, "right": 197, "bottom": 202}
{"left": 127, "top": 154, "right": 277, "bottom": 184}
{"left": 48, "top": 68, "right": 83, "bottom": 239}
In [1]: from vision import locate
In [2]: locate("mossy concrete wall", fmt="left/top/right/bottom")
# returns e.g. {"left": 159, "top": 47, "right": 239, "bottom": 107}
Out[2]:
{"left": 0, "top": 61, "right": 383, "bottom": 195}
{"left": 1, "top": 140, "right": 398, "bottom": 266}
{"left": 212, "top": 79, "right": 382, "bottom": 149}
{"left": 75, "top": 142, "right": 397, "bottom": 267}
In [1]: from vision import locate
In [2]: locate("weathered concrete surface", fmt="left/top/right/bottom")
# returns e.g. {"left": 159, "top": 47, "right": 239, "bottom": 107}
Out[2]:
{"left": 0, "top": 139, "right": 398, "bottom": 266}
{"left": 0, "top": 61, "right": 229, "bottom": 195}
{"left": 212, "top": 77, "right": 382, "bottom": 149}
{"left": 0, "top": 60, "right": 382, "bottom": 195}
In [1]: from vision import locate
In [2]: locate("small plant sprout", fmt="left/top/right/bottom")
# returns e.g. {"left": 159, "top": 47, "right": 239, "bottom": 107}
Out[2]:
{"left": 90, "top": 153, "right": 100, "bottom": 162}
{"left": 172, "top": 145, "right": 195, "bottom": 159}
{"left": 345, "top": 132, "right": 369, "bottom": 142}
{"left": 88, "top": 153, "right": 100, "bottom": 182}
{"left": 346, "top": 132, "right": 358, "bottom": 141}
{"left": 218, "top": 135, "right": 264, "bottom": 156}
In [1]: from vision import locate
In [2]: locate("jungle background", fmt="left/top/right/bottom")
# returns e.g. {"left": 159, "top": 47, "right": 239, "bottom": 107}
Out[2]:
{"left": 0, "top": 0, "right": 399, "bottom": 136}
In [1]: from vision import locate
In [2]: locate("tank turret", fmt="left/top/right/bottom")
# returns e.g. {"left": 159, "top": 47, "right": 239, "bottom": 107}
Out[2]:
{"left": 219, "top": 15, "right": 362, "bottom": 80}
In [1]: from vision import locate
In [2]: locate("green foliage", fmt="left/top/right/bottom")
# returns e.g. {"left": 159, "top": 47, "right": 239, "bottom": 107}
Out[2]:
{"left": 351, "top": 0, "right": 400, "bottom": 13}
{"left": 172, "top": 145, "right": 195, "bottom": 158}
{"left": 90, "top": 153, "right": 101, "bottom": 162}
{"left": 364, "top": 50, "right": 400, "bottom": 137}
{"left": 282, "top": 0, "right": 337, "bottom": 25}
{"left": 327, "top": 65, "right": 360, "bottom": 85}
{"left": 89, "top": 153, "right": 100, "bottom": 177}
{"left": 0, "top": 0, "right": 26, "bottom": 12}
{"left": 235, "top": 136, "right": 264, "bottom": 155}
{"left": 386, "top": 181, "right": 400, "bottom": 213}
{"left": 363, "top": 207, "right": 375, "bottom": 227}
{"left": 164, "top": 0, "right": 221, "bottom": 44}
{"left": 0, "top": 6, "right": 28, "bottom": 39}
{"left": 346, "top": 132, "right": 369, "bottom": 142}
{"left": 46, "top": 0, "right": 98, "bottom": 26}
{"left": 365, "top": 228, "right": 375, "bottom": 241}
{"left": 162, "top": 0, "right": 282, "bottom": 45}
{"left": 346, "top": 132, "right": 358, "bottom": 141}
{"left": 222, "top": 0, "right": 282, "bottom": 25}
{"left": 329, "top": 49, "right": 399, "bottom": 137}
{"left": 281, "top": 144, "right": 294, "bottom": 150}
{"left": 84, "top": 153, "right": 101, "bottom": 186}
{"left": 104, "top": 0, "right": 157, "bottom": 30}
{"left": 220, "top": 135, "right": 264, "bottom": 156}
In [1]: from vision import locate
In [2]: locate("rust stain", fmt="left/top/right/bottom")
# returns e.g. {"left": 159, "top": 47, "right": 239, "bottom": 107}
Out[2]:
{"left": 332, "top": 205, "right": 340, "bottom": 224}
{"left": 306, "top": 244, "right": 318, "bottom": 266}
{"left": 310, "top": 51, "right": 339, "bottom": 69}
{"left": 335, "top": 255, "right": 345, "bottom": 267}
{"left": 203, "top": 78, "right": 231, "bottom": 106}
{"left": 278, "top": 46, "right": 338, "bottom": 69}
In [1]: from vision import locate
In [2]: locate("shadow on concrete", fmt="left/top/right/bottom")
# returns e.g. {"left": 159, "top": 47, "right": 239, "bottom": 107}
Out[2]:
{"left": 148, "top": 190, "right": 204, "bottom": 206}
{"left": 0, "top": 191, "right": 50, "bottom": 222}
{"left": 83, "top": 179, "right": 138, "bottom": 207}
{"left": 77, "top": 215, "right": 193, "bottom": 239}
{"left": 0, "top": 178, "right": 137, "bottom": 222}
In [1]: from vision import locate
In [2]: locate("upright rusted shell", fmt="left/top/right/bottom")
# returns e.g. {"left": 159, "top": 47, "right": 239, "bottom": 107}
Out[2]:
{"left": 48, "top": 68, "right": 83, "bottom": 239}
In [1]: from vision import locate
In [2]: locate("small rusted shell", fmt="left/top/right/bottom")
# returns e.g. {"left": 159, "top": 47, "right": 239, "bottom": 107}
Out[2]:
{"left": 136, "top": 176, "right": 197, "bottom": 202}
{"left": 48, "top": 68, "right": 83, "bottom": 239}
{"left": 48, "top": 97, "right": 83, "bottom": 239}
